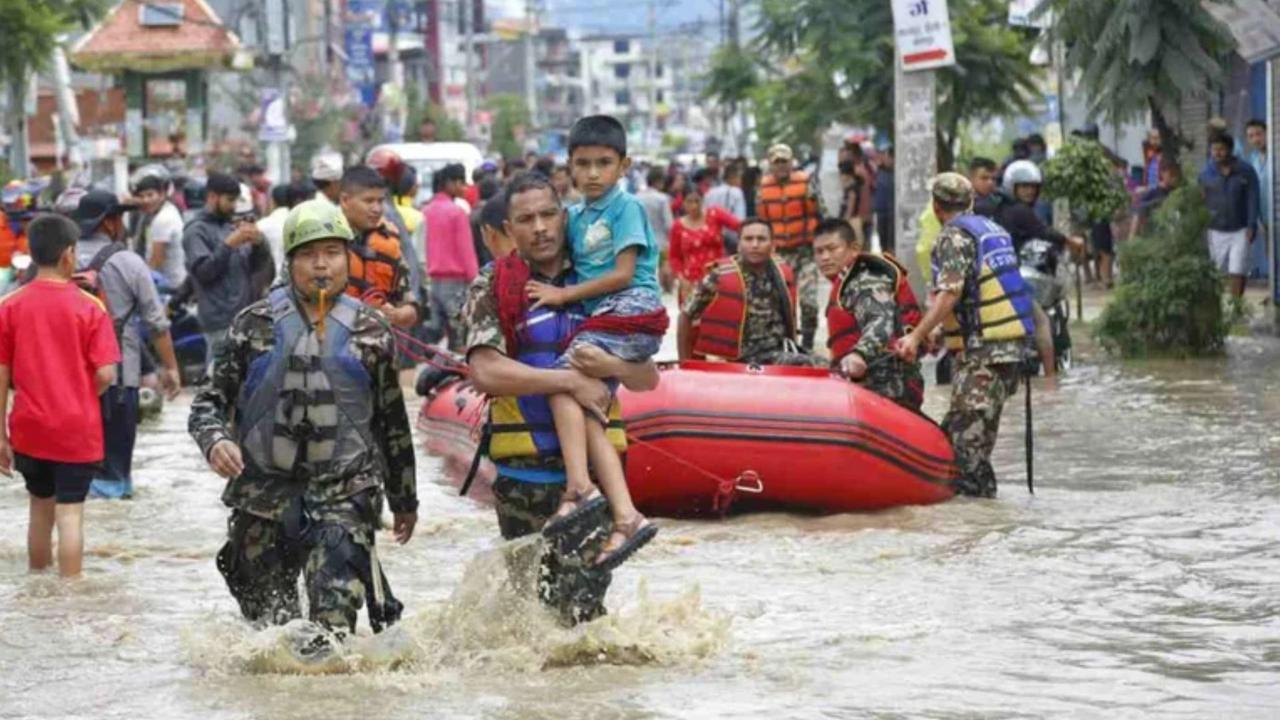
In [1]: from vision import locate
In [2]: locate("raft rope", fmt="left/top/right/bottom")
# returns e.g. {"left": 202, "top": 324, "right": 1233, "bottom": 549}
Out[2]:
{"left": 622, "top": 431, "right": 764, "bottom": 516}
{"left": 389, "top": 326, "right": 471, "bottom": 376}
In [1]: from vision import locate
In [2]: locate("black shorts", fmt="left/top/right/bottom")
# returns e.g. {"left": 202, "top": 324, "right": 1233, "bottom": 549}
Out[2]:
{"left": 17, "top": 453, "right": 96, "bottom": 504}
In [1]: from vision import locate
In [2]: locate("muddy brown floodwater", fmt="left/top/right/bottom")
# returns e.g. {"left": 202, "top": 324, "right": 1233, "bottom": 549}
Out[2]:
{"left": 3, "top": 333, "right": 1279, "bottom": 719}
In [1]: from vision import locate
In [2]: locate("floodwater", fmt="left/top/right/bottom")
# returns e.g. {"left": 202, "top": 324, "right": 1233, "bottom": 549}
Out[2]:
{"left": 3, "top": 331, "right": 1280, "bottom": 719}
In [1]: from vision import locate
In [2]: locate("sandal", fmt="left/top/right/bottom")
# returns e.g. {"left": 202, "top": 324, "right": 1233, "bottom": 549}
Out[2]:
{"left": 593, "top": 514, "right": 658, "bottom": 572}
{"left": 542, "top": 489, "right": 608, "bottom": 547}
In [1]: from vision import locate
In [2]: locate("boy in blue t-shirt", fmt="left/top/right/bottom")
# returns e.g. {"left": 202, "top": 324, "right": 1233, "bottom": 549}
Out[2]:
{"left": 527, "top": 115, "right": 664, "bottom": 569}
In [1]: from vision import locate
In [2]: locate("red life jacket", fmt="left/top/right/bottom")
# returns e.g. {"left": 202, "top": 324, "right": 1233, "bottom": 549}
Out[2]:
{"left": 826, "top": 252, "right": 922, "bottom": 361}
{"left": 692, "top": 256, "right": 796, "bottom": 360}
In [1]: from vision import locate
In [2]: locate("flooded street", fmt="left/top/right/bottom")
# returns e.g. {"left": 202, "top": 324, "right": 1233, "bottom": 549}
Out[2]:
{"left": 3, "top": 332, "right": 1280, "bottom": 719}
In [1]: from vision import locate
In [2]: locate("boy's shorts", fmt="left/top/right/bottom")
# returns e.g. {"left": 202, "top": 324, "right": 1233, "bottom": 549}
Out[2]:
{"left": 17, "top": 453, "right": 97, "bottom": 504}
{"left": 556, "top": 287, "right": 664, "bottom": 366}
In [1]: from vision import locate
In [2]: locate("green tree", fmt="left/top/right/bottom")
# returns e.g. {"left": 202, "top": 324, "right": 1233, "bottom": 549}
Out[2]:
{"left": 746, "top": 0, "right": 1039, "bottom": 166}
{"left": 484, "top": 93, "right": 531, "bottom": 160}
{"left": 0, "top": 0, "right": 105, "bottom": 168}
{"left": 1041, "top": 0, "right": 1235, "bottom": 163}
{"left": 1094, "top": 183, "right": 1227, "bottom": 357}
{"left": 405, "top": 81, "right": 464, "bottom": 142}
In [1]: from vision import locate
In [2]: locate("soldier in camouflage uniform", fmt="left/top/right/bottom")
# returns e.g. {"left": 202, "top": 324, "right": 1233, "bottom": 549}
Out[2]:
{"left": 189, "top": 200, "right": 418, "bottom": 640}
{"left": 897, "top": 174, "right": 1032, "bottom": 497}
{"left": 677, "top": 218, "right": 823, "bottom": 367}
{"left": 813, "top": 218, "right": 925, "bottom": 413}
{"left": 463, "top": 174, "right": 660, "bottom": 625}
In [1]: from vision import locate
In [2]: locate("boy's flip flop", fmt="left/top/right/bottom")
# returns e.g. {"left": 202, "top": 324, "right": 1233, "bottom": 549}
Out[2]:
{"left": 593, "top": 515, "right": 658, "bottom": 573}
{"left": 542, "top": 490, "right": 608, "bottom": 550}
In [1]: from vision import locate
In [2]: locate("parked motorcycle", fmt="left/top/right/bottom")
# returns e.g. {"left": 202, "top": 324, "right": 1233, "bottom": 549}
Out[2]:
{"left": 1018, "top": 238, "right": 1072, "bottom": 372}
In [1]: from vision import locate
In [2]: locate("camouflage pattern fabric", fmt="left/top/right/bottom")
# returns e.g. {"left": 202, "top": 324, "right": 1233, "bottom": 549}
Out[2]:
{"left": 492, "top": 476, "right": 612, "bottom": 626}
{"left": 836, "top": 264, "right": 925, "bottom": 412}
{"left": 931, "top": 223, "right": 1026, "bottom": 366}
{"left": 940, "top": 357, "right": 1021, "bottom": 497}
{"left": 683, "top": 260, "right": 814, "bottom": 363}
{"left": 775, "top": 245, "right": 820, "bottom": 337}
{"left": 189, "top": 295, "right": 418, "bottom": 520}
{"left": 215, "top": 492, "right": 401, "bottom": 634}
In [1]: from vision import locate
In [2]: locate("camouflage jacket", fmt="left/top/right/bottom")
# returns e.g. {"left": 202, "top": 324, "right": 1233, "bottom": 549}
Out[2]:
{"left": 932, "top": 223, "right": 1024, "bottom": 365}
{"left": 836, "top": 263, "right": 925, "bottom": 408}
{"left": 682, "top": 260, "right": 794, "bottom": 361}
{"left": 189, "top": 295, "right": 418, "bottom": 519}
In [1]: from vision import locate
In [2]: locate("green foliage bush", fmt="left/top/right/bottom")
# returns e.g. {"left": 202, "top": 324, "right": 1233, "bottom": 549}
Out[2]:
{"left": 1094, "top": 184, "right": 1227, "bottom": 357}
{"left": 1042, "top": 140, "right": 1129, "bottom": 223}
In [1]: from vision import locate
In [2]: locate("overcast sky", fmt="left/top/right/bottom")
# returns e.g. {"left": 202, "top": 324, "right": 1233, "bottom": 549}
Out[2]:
{"left": 489, "top": 0, "right": 732, "bottom": 34}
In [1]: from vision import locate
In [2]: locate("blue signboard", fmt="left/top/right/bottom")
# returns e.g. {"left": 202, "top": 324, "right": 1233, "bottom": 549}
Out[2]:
{"left": 345, "top": 0, "right": 379, "bottom": 109}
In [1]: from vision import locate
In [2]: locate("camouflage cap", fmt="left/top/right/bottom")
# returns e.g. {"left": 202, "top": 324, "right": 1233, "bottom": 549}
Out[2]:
{"left": 929, "top": 172, "right": 974, "bottom": 206}
{"left": 283, "top": 199, "right": 354, "bottom": 256}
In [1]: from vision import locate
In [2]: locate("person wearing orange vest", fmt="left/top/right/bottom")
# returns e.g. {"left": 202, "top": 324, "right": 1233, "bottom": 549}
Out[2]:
{"left": 338, "top": 166, "right": 423, "bottom": 329}
{"left": 813, "top": 218, "right": 925, "bottom": 413}
{"left": 677, "top": 218, "right": 822, "bottom": 367}
{"left": 757, "top": 143, "right": 824, "bottom": 351}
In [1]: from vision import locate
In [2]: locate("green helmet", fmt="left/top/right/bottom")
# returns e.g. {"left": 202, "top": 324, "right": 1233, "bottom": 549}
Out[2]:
{"left": 283, "top": 199, "right": 354, "bottom": 256}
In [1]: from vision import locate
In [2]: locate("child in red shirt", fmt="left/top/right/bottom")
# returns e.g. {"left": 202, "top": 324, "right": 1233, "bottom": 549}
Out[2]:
{"left": 0, "top": 214, "right": 121, "bottom": 577}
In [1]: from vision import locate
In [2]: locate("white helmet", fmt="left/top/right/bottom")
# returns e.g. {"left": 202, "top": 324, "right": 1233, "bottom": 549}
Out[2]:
{"left": 1002, "top": 160, "right": 1042, "bottom": 195}
{"left": 129, "top": 163, "right": 171, "bottom": 194}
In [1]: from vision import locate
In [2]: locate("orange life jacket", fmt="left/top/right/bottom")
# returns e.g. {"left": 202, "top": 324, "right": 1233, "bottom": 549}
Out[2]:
{"left": 692, "top": 256, "right": 796, "bottom": 360}
{"left": 826, "top": 252, "right": 922, "bottom": 361}
{"left": 758, "top": 171, "right": 819, "bottom": 249}
{"left": 346, "top": 220, "right": 404, "bottom": 303}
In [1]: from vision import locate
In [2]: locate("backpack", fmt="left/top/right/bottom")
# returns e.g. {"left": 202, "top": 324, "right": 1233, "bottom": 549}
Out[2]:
{"left": 73, "top": 243, "right": 138, "bottom": 343}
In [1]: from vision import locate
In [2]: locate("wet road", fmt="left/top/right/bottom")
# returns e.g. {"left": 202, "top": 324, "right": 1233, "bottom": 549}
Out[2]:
{"left": 2, "top": 333, "right": 1279, "bottom": 719}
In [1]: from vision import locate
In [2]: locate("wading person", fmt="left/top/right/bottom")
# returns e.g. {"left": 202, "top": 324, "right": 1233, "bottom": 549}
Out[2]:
{"left": 678, "top": 218, "right": 821, "bottom": 367}
{"left": 338, "top": 166, "right": 423, "bottom": 328}
{"left": 184, "top": 173, "right": 273, "bottom": 365}
{"left": 188, "top": 200, "right": 418, "bottom": 648}
{"left": 463, "top": 174, "right": 659, "bottom": 624}
{"left": 526, "top": 115, "right": 667, "bottom": 569}
{"left": 74, "top": 191, "right": 181, "bottom": 499}
{"left": 424, "top": 163, "right": 479, "bottom": 350}
{"left": 0, "top": 214, "right": 121, "bottom": 577}
{"left": 758, "top": 143, "right": 824, "bottom": 350}
{"left": 813, "top": 218, "right": 924, "bottom": 413}
{"left": 897, "top": 174, "right": 1035, "bottom": 497}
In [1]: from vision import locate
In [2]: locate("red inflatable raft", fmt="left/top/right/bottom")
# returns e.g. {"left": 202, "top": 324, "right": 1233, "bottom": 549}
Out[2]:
{"left": 417, "top": 361, "right": 957, "bottom": 518}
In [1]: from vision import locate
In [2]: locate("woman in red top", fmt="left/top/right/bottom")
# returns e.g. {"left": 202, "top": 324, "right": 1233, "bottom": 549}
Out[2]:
{"left": 669, "top": 190, "right": 742, "bottom": 302}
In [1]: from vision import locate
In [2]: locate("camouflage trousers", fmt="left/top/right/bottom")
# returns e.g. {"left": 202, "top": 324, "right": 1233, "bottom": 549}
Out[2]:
{"left": 941, "top": 359, "right": 1021, "bottom": 497}
{"left": 740, "top": 348, "right": 826, "bottom": 368}
{"left": 860, "top": 357, "right": 926, "bottom": 414}
{"left": 216, "top": 492, "right": 402, "bottom": 635}
{"left": 492, "top": 475, "right": 612, "bottom": 626}
{"left": 775, "top": 245, "right": 820, "bottom": 334}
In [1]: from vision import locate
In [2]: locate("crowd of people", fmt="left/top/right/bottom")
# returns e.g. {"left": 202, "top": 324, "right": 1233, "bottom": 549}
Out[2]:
{"left": 0, "top": 106, "right": 1269, "bottom": 653}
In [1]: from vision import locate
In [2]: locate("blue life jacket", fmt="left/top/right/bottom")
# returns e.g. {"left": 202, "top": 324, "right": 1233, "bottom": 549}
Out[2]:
{"left": 936, "top": 214, "right": 1035, "bottom": 352}
{"left": 236, "top": 287, "right": 377, "bottom": 480}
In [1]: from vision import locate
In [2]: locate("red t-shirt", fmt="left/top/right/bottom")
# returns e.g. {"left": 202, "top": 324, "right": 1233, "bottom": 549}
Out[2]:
{"left": 0, "top": 279, "right": 121, "bottom": 463}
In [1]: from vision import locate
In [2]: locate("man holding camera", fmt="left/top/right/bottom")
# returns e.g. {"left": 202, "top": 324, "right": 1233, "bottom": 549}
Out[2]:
{"left": 184, "top": 173, "right": 276, "bottom": 366}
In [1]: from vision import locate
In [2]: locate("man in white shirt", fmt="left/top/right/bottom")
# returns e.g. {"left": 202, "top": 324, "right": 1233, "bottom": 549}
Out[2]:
{"left": 638, "top": 166, "right": 676, "bottom": 291}
{"left": 256, "top": 184, "right": 299, "bottom": 270}
{"left": 132, "top": 173, "right": 187, "bottom": 288}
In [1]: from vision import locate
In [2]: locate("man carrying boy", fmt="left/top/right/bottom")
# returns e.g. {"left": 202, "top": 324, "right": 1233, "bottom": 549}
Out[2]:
{"left": 0, "top": 214, "right": 121, "bottom": 577}
{"left": 522, "top": 115, "right": 667, "bottom": 569}
{"left": 465, "top": 174, "right": 660, "bottom": 624}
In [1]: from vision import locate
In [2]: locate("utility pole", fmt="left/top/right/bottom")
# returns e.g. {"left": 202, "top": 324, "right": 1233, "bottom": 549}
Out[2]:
{"left": 6, "top": 76, "right": 31, "bottom": 177}
{"left": 524, "top": 0, "right": 538, "bottom": 130}
{"left": 464, "top": 0, "right": 476, "bottom": 136}
{"left": 647, "top": 0, "right": 657, "bottom": 148}
{"left": 264, "top": 0, "right": 291, "bottom": 185}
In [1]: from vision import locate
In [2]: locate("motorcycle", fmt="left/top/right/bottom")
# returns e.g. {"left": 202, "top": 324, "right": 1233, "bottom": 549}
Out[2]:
{"left": 151, "top": 272, "right": 208, "bottom": 386}
{"left": 1018, "top": 238, "right": 1072, "bottom": 372}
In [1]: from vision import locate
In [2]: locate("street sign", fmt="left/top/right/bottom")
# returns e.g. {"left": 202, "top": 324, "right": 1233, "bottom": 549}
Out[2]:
{"left": 258, "top": 88, "right": 288, "bottom": 143}
{"left": 1008, "top": 0, "right": 1051, "bottom": 28}
{"left": 1202, "top": 0, "right": 1280, "bottom": 64}
{"left": 345, "top": 0, "right": 379, "bottom": 109}
{"left": 892, "top": 0, "right": 957, "bottom": 72}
